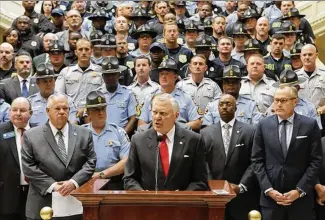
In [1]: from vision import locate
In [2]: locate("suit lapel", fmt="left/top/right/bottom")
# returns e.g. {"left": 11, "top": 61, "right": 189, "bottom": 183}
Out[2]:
{"left": 166, "top": 125, "right": 186, "bottom": 182}
{"left": 226, "top": 120, "right": 241, "bottom": 165}
{"left": 273, "top": 115, "right": 285, "bottom": 159}
{"left": 66, "top": 124, "right": 77, "bottom": 166}
{"left": 5, "top": 122, "right": 20, "bottom": 167}
{"left": 214, "top": 122, "right": 226, "bottom": 165}
{"left": 13, "top": 76, "right": 21, "bottom": 97}
{"left": 43, "top": 123, "right": 67, "bottom": 165}
{"left": 147, "top": 129, "right": 165, "bottom": 180}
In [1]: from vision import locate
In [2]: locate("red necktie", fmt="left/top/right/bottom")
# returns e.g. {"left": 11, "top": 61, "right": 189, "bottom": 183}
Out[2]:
{"left": 159, "top": 135, "right": 169, "bottom": 177}
{"left": 20, "top": 128, "right": 29, "bottom": 184}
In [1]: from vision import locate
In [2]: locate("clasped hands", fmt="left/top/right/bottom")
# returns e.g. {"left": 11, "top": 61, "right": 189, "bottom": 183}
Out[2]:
{"left": 53, "top": 180, "right": 76, "bottom": 197}
{"left": 267, "top": 189, "right": 300, "bottom": 206}
{"left": 315, "top": 184, "right": 325, "bottom": 206}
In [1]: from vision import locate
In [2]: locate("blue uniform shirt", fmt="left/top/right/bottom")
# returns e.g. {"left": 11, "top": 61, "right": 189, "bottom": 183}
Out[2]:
{"left": 203, "top": 95, "right": 263, "bottom": 126}
{"left": 84, "top": 122, "right": 130, "bottom": 171}
{"left": 28, "top": 92, "right": 77, "bottom": 127}
{"left": 0, "top": 99, "right": 10, "bottom": 123}
{"left": 139, "top": 87, "right": 201, "bottom": 123}
{"left": 97, "top": 84, "right": 137, "bottom": 128}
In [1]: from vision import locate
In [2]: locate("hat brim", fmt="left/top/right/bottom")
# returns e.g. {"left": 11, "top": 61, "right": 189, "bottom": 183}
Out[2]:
{"left": 158, "top": 67, "right": 180, "bottom": 75}
{"left": 129, "top": 15, "right": 151, "bottom": 20}
{"left": 88, "top": 16, "right": 109, "bottom": 21}
{"left": 101, "top": 65, "right": 128, "bottom": 74}
{"left": 272, "top": 77, "right": 307, "bottom": 88}
{"left": 132, "top": 31, "right": 157, "bottom": 39}
{"left": 223, "top": 76, "right": 242, "bottom": 80}
{"left": 99, "top": 45, "right": 117, "bottom": 48}
{"left": 276, "top": 30, "right": 303, "bottom": 34}
{"left": 240, "top": 15, "right": 259, "bottom": 21}
{"left": 195, "top": 45, "right": 212, "bottom": 48}
{"left": 240, "top": 48, "right": 261, "bottom": 52}
{"left": 86, "top": 103, "right": 107, "bottom": 108}
{"left": 233, "top": 33, "right": 251, "bottom": 36}
{"left": 32, "top": 74, "right": 60, "bottom": 79}
{"left": 281, "top": 14, "right": 305, "bottom": 20}
{"left": 290, "top": 53, "right": 301, "bottom": 57}
{"left": 51, "top": 13, "right": 64, "bottom": 16}
{"left": 49, "top": 49, "right": 68, "bottom": 53}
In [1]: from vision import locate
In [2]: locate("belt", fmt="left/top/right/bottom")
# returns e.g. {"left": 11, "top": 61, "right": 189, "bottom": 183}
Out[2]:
{"left": 20, "top": 185, "right": 29, "bottom": 192}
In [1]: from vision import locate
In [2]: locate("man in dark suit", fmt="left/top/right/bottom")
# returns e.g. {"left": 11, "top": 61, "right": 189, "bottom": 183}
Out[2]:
{"left": 123, "top": 93, "right": 208, "bottom": 191}
{"left": 252, "top": 86, "right": 323, "bottom": 220}
{"left": 0, "top": 97, "right": 32, "bottom": 220}
{"left": 201, "top": 94, "right": 259, "bottom": 220}
{"left": 0, "top": 51, "right": 39, "bottom": 104}
{"left": 315, "top": 137, "right": 325, "bottom": 220}
{"left": 21, "top": 94, "right": 96, "bottom": 220}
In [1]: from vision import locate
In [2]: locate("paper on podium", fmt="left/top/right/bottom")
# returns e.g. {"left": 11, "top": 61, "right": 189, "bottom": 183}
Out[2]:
{"left": 52, "top": 192, "right": 83, "bottom": 217}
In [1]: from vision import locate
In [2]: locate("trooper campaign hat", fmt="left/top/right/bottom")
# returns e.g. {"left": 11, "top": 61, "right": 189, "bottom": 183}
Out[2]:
{"left": 195, "top": 34, "right": 213, "bottom": 48}
{"left": 48, "top": 40, "right": 66, "bottom": 53}
{"left": 223, "top": 65, "right": 242, "bottom": 80}
{"left": 129, "top": 7, "right": 151, "bottom": 20}
{"left": 276, "top": 21, "right": 302, "bottom": 34}
{"left": 241, "top": 39, "right": 261, "bottom": 52}
{"left": 282, "top": 8, "right": 305, "bottom": 20}
{"left": 86, "top": 90, "right": 107, "bottom": 109}
{"left": 290, "top": 42, "right": 304, "bottom": 57}
{"left": 32, "top": 63, "right": 59, "bottom": 79}
{"left": 131, "top": 24, "right": 157, "bottom": 39}
{"left": 88, "top": 8, "right": 109, "bottom": 21}
{"left": 158, "top": 58, "right": 179, "bottom": 75}
{"left": 273, "top": 69, "right": 307, "bottom": 87}
{"left": 232, "top": 23, "right": 250, "bottom": 36}
{"left": 240, "top": 8, "right": 260, "bottom": 21}
{"left": 101, "top": 56, "right": 127, "bottom": 74}
{"left": 90, "top": 30, "right": 104, "bottom": 45}
{"left": 100, "top": 34, "right": 117, "bottom": 48}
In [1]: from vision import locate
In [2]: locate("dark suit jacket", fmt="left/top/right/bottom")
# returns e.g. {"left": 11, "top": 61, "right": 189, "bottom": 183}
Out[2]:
{"left": 319, "top": 137, "right": 325, "bottom": 185}
{"left": 252, "top": 114, "right": 322, "bottom": 209}
{"left": 0, "top": 122, "right": 21, "bottom": 215}
{"left": 123, "top": 124, "right": 208, "bottom": 191}
{"left": 21, "top": 122, "right": 96, "bottom": 219}
{"left": 0, "top": 76, "right": 39, "bottom": 104}
{"left": 201, "top": 120, "right": 259, "bottom": 220}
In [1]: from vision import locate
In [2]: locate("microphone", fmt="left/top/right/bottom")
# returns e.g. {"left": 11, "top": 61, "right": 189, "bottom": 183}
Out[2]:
{"left": 155, "top": 135, "right": 163, "bottom": 192}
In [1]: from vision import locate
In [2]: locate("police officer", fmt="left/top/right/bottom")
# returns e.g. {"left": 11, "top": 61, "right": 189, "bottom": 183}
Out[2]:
{"left": 149, "top": 42, "right": 168, "bottom": 84}
{"left": 130, "top": 24, "right": 157, "bottom": 58}
{"left": 84, "top": 90, "right": 130, "bottom": 190}
{"left": 138, "top": 58, "right": 201, "bottom": 131}
{"left": 203, "top": 16, "right": 213, "bottom": 36}
{"left": 15, "top": 16, "right": 43, "bottom": 58}
{"left": 180, "top": 34, "right": 223, "bottom": 83}
{"left": 129, "top": 7, "right": 152, "bottom": 30}
{"left": 177, "top": 54, "right": 221, "bottom": 115}
{"left": 97, "top": 56, "right": 137, "bottom": 135}
{"left": 268, "top": 69, "right": 322, "bottom": 129}
{"left": 183, "top": 20, "right": 199, "bottom": 52}
{"left": 276, "top": 21, "right": 301, "bottom": 57}
{"left": 290, "top": 42, "right": 304, "bottom": 71}
{"left": 240, "top": 54, "right": 276, "bottom": 114}
{"left": 86, "top": 8, "right": 109, "bottom": 38}
{"left": 231, "top": 23, "right": 251, "bottom": 65}
{"left": 55, "top": 39, "right": 103, "bottom": 117}
{"left": 240, "top": 8, "right": 260, "bottom": 37}
{"left": 90, "top": 30, "right": 104, "bottom": 65}
{"left": 264, "top": 33, "right": 292, "bottom": 79}
{"left": 203, "top": 65, "right": 263, "bottom": 126}
{"left": 28, "top": 63, "right": 77, "bottom": 127}
{"left": 65, "top": 31, "right": 82, "bottom": 66}
{"left": 0, "top": 98, "right": 10, "bottom": 123}
{"left": 48, "top": 40, "right": 68, "bottom": 75}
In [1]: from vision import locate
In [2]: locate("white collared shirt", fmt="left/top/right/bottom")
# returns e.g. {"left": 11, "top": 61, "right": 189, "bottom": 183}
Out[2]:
{"left": 17, "top": 75, "right": 31, "bottom": 94}
{"left": 14, "top": 124, "right": 30, "bottom": 185}
{"left": 220, "top": 118, "right": 236, "bottom": 152}
{"left": 49, "top": 121, "right": 69, "bottom": 152}
{"left": 157, "top": 125, "right": 176, "bottom": 163}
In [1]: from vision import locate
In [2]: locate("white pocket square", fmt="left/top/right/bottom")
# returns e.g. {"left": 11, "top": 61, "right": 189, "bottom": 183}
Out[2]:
{"left": 184, "top": 155, "right": 190, "bottom": 158}
{"left": 296, "top": 136, "right": 307, "bottom": 139}
{"left": 235, "top": 143, "right": 244, "bottom": 147}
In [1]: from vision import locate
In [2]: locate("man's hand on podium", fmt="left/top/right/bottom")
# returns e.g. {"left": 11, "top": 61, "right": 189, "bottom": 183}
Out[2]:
{"left": 54, "top": 181, "right": 76, "bottom": 197}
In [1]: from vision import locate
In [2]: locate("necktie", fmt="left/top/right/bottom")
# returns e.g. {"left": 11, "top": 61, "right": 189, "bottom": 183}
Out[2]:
{"left": 22, "top": 80, "right": 28, "bottom": 98}
{"left": 223, "top": 123, "right": 231, "bottom": 156}
{"left": 159, "top": 135, "right": 169, "bottom": 177}
{"left": 20, "top": 128, "right": 29, "bottom": 183}
{"left": 280, "top": 120, "right": 288, "bottom": 158}
{"left": 57, "top": 130, "right": 67, "bottom": 164}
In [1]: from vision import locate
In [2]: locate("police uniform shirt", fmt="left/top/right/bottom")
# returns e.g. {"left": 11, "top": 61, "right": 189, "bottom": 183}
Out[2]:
{"left": 240, "top": 75, "right": 276, "bottom": 113}
{"left": 21, "top": 33, "right": 43, "bottom": 58}
{"left": 139, "top": 87, "right": 201, "bottom": 123}
{"left": 129, "top": 48, "right": 150, "bottom": 58}
{"left": 203, "top": 95, "right": 263, "bottom": 126}
{"left": 55, "top": 63, "right": 103, "bottom": 108}
{"left": 91, "top": 56, "right": 103, "bottom": 65}
{"left": 28, "top": 92, "right": 77, "bottom": 127}
{"left": 231, "top": 49, "right": 246, "bottom": 65}
{"left": 0, "top": 98, "right": 10, "bottom": 123}
{"left": 177, "top": 77, "right": 221, "bottom": 114}
{"left": 97, "top": 84, "right": 137, "bottom": 128}
{"left": 261, "top": 4, "right": 282, "bottom": 23}
{"left": 296, "top": 67, "right": 325, "bottom": 107}
{"left": 128, "top": 79, "right": 159, "bottom": 106}
{"left": 215, "top": 57, "right": 247, "bottom": 76}
{"left": 166, "top": 46, "right": 193, "bottom": 70}
{"left": 256, "top": 37, "right": 271, "bottom": 56}
{"left": 264, "top": 53, "right": 292, "bottom": 78}
{"left": 84, "top": 122, "right": 130, "bottom": 171}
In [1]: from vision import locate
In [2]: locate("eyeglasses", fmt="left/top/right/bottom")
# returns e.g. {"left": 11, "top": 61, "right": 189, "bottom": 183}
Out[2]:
{"left": 273, "top": 98, "right": 296, "bottom": 104}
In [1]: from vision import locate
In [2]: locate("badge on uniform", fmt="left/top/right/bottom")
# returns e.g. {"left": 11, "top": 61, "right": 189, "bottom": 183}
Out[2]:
{"left": 177, "top": 38, "right": 184, "bottom": 45}
{"left": 197, "top": 108, "right": 203, "bottom": 115}
{"left": 128, "top": 43, "right": 135, "bottom": 51}
{"left": 3, "top": 131, "right": 15, "bottom": 139}
{"left": 92, "top": 72, "right": 97, "bottom": 77}
{"left": 11, "top": 72, "right": 17, "bottom": 78}
{"left": 320, "top": 76, "right": 324, "bottom": 81}
{"left": 136, "top": 104, "right": 142, "bottom": 116}
{"left": 209, "top": 67, "right": 214, "bottom": 72}
{"left": 126, "top": 61, "right": 134, "bottom": 69}
{"left": 108, "top": 140, "right": 113, "bottom": 146}
{"left": 239, "top": 112, "right": 245, "bottom": 117}
{"left": 34, "top": 18, "right": 39, "bottom": 24}
{"left": 179, "top": 54, "right": 187, "bottom": 63}
{"left": 31, "top": 41, "right": 37, "bottom": 47}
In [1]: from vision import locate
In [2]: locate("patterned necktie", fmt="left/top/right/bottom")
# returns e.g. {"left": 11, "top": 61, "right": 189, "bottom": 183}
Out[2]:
{"left": 223, "top": 123, "right": 231, "bottom": 156}
{"left": 22, "top": 80, "right": 28, "bottom": 98}
{"left": 159, "top": 134, "right": 169, "bottom": 177}
{"left": 20, "top": 128, "right": 29, "bottom": 183}
{"left": 280, "top": 120, "right": 288, "bottom": 158}
{"left": 57, "top": 130, "right": 67, "bottom": 164}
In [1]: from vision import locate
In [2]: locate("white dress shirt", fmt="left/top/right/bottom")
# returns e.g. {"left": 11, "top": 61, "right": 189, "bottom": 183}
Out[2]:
{"left": 157, "top": 125, "right": 176, "bottom": 164}
{"left": 14, "top": 124, "right": 30, "bottom": 185}
{"left": 17, "top": 75, "right": 31, "bottom": 94}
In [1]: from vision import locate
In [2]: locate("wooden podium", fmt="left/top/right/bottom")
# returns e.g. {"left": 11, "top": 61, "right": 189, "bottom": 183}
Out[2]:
{"left": 72, "top": 179, "right": 236, "bottom": 220}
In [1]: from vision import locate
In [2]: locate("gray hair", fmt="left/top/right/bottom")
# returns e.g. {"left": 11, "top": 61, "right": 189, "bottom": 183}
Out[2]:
{"left": 43, "top": 33, "right": 58, "bottom": 41}
{"left": 11, "top": 97, "right": 31, "bottom": 111}
{"left": 151, "top": 93, "right": 179, "bottom": 113}
{"left": 46, "top": 94, "right": 69, "bottom": 108}
{"left": 276, "top": 86, "right": 298, "bottom": 98}
{"left": 301, "top": 44, "right": 317, "bottom": 53}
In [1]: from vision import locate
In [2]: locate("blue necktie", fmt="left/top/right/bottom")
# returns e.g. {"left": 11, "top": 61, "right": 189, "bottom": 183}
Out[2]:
{"left": 22, "top": 80, "right": 28, "bottom": 98}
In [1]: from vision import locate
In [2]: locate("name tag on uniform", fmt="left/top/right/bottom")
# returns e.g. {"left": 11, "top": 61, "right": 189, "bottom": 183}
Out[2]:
{"left": 3, "top": 131, "right": 15, "bottom": 139}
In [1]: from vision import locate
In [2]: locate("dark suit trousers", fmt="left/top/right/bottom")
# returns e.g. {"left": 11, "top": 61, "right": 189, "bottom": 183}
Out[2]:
{"left": 315, "top": 203, "right": 325, "bottom": 220}
{"left": 27, "top": 214, "right": 82, "bottom": 220}
{"left": 261, "top": 205, "right": 314, "bottom": 220}
{"left": 0, "top": 185, "right": 28, "bottom": 220}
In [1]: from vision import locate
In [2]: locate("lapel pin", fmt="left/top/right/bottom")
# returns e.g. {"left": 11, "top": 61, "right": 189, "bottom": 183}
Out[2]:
{"left": 73, "top": 132, "right": 77, "bottom": 136}
{"left": 237, "top": 130, "right": 240, "bottom": 133}
{"left": 180, "top": 141, "right": 183, "bottom": 145}
{"left": 31, "top": 84, "right": 34, "bottom": 87}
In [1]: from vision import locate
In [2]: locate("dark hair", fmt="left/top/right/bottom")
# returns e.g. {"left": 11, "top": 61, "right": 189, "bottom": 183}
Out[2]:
{"left": 134, "top": 55, "right": 151, "bottom": 66}
{"left": 271, "top": 33, "right": 285, "bottom": 41}
{"left": 40, "top": 0, "right": 55, "bottom": 15}
{"left": 2, "top": 27, "right": 22, "bottom": 49}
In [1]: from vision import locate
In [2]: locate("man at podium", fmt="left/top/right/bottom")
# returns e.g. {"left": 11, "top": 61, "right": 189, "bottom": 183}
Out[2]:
{"left": 123, "top": 93, "right": 208, "bottom": 191}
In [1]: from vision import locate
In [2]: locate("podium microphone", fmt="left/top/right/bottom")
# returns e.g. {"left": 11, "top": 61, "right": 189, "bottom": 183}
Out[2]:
{"left": 155, "top": 135, "right": 163, "bottom": 192}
